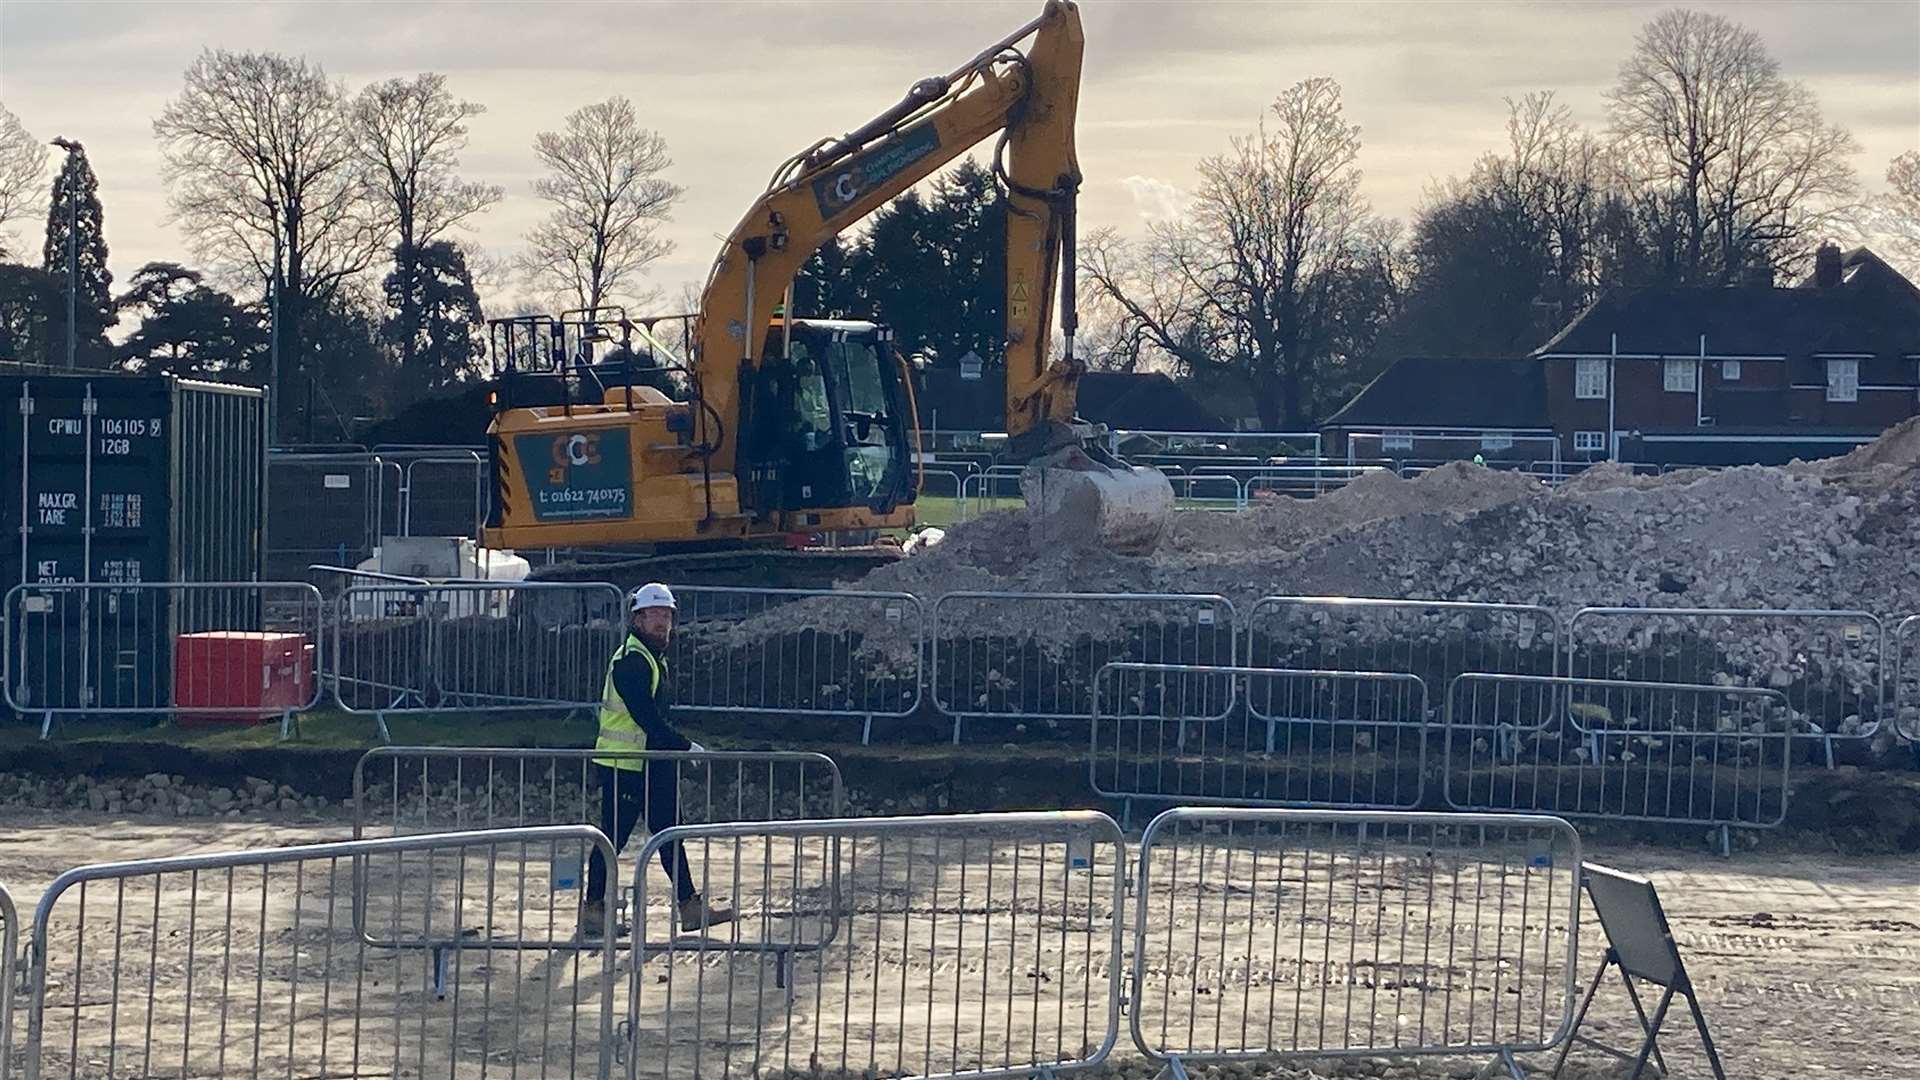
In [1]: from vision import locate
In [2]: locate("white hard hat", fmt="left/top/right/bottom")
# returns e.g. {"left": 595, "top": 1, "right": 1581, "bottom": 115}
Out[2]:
{"left": 629, "top": 583, "right": 677, "bottom": 611}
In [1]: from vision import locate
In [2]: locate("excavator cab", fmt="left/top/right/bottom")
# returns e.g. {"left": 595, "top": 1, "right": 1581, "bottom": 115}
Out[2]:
{"left": 739, "top": 319, "right": 916, "bottom": 519}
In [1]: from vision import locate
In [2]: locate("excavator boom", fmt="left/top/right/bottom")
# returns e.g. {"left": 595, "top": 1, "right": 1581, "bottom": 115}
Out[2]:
{"left": 484, "top": 0, "right": 1172, "bottom": 559}
{"left": 693, "top": 0, "right": 1172, "bottom": 552}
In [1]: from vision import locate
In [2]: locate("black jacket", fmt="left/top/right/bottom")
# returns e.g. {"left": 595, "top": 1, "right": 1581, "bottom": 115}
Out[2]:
{"left": 609, "top": 638, "right": 691, "bottom": 752}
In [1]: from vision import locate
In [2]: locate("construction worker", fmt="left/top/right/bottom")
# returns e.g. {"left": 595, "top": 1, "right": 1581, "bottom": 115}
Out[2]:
{"left": 583, "top": 582, "right": 732, "bottom": 936}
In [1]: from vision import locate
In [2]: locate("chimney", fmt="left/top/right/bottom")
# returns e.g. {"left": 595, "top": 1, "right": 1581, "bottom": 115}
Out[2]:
{"left": 1739, "top": 261, "right": 1775, "bottom": 288}
{"left": 1813, "top": 242, "right": 1843, "bottom": 288}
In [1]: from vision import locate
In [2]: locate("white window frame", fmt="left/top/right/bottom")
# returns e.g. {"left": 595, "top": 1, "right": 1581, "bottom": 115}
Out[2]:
{"left": 1826, "top": 358, "right": 1859, "bottom": 403}
{"left": 1480, "top": 432, "right": 1514, "bottom": 451}
{"left": 1572, "top": 431, "right": 1607, "bottom": 453}
{"left": 1663, "top": 358, "right": 1697, "bottom": 393}
{"left": 1381, "top": 430, "right": 1414, "bottom": 452}
{"left": 1721, "top": 360, "right": 1741, "bottom": 381}
{"left": 1574, "top": 358, "right": 1607, "bottom": 400}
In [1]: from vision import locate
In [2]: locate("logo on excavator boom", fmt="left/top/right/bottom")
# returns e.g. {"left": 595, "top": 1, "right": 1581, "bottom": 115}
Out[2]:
{"left": 813, "top": 122, "right": 942, "bottom": 221}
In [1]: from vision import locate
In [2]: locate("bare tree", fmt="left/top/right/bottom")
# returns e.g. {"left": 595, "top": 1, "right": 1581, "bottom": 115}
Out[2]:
{"left": 0, "top": 102, "right": 48, "bottom": 259}
{"left": 351, "top": 74, "right": 501, "bottom": 380}
{"left": 1606, "top": 8, "right": 1859, "bottom": 283}
{"left": 154, "top": 50, "right": 380, "bottom": 396}
{"left": 1858, "top": 150, "right": 1920, "bottom": 279}
{"left": 1083, "top": 78, "right": 1397, "bottom": 429}
{"left": 520, "top": 96, "right": 681, "bottom": 313}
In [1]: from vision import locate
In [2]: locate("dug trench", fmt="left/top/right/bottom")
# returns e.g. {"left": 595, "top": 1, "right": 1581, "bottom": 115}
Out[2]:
{"left": 4, "top": 705, "right": 1920, "bottom": 855}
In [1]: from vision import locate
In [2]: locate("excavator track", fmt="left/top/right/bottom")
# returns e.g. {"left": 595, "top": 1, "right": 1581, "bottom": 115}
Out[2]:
{"left": 527, "top": 545, "right": 904, "bottom": 593}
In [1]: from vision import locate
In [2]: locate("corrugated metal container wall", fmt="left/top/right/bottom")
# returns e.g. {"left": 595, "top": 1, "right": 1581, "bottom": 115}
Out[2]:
{"left": 172, "top": 379, "right": 267, "bottom": 582}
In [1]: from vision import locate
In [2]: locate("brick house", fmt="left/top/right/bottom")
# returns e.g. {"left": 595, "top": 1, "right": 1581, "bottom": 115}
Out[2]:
{"left": 1319, "top": 357, "right": 1554, "bottom": 465}
{"left": 1535, "top": 245, "right": 1920, "bottom": 465}
{"left": 1320, "top": 244, "right": 1920, "bottom": 468}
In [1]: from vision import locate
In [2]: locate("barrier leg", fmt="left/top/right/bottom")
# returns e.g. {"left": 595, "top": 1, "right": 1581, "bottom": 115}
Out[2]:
{"left": 861, "top": 714, "right": 874, "bottom": 746}
{"left": 375, "top": 712, "right": 393, "bottom": 744}
{"left": 1628, "top": 986, "right": 1678, "bottom": 1079}
{"left": 1553, "top": 953, "right": 1613, "bottom": 1078}
{"left": 1619, "top": 971, "right": 1672, "bottom": 1077}
{"left": 1684, "top": 989, "right": 1730, "bottom": 1080}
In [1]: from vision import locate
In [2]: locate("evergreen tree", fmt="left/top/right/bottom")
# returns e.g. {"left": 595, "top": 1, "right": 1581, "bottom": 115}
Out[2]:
{"left": 0, "top": 263, "right": 62, "bottom": 363}
{"left": 41, "top": 145, "right": 114, "bottom": 366}
{"left": 381, "top": 240, "right": 486, "bottom": 402}
{"left": 789, "top": 159, "right": 1006, "bottom": 368}
{"left": 116, "top": 261, "right": 267, "bottom": 379}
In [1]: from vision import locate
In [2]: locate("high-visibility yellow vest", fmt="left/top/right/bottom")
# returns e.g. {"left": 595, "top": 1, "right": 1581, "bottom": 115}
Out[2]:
{"left": 594, "top": 635, "right": 662, "bottom": 771}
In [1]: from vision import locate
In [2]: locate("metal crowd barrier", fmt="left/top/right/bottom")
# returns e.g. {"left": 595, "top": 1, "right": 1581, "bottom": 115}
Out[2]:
{"left": 1890, "top": 614, "right": 1920, "bottom": 743}
{"left": 399, "top": 453, "right": 486, "bottom": 539}
{"left": 958, "top": 469, "right": 1027, "bottom": 520}
{"left": 22, "top": 827, "right": 619, "bottom": 1080}
{"left": 352, "top": 747, "right": 845, "bottom": 956}
{"left": 1445, "top": 674, "right": 1793, "bottom": 846}
{"left": 1242, "top": 465, "right": 1386, "bottom": 499}
{"left": 1091, "top": 663, "right": 1431, "bottom": 816}
{"left": 1129, "top": 807, "right": 1580, "bottom": 1079}
{"left": 665, "top": 586, "right": 925, "bottom": 737}
{"left": 629, "top": 811, "right": 1125, "bottom": 1080}
{"left": 1566, "top": 606, "right": 1886, "bottom": 750}
{"left": 330, "top": 581, "right": 624, "bottom": 739}
{"left": 931, "top": 591, "right": 1238, "bottom": 743}
{"left": 917, "top": 468, "right": 967, "bottom": 518}
{"left": 1, "top": 880, "right": 15, "bottom": 1079}
{"left": 1, "top": 581, "right": 326, "bottom": 739}
{"left": 1244, "top": 597, "right": 1561, "bottom": 708}
{"left": 264, "top": 453, "right": 402, "bottom": 580}
{"left": 1165, "top": 473, "right": 1244, "bottom": 510}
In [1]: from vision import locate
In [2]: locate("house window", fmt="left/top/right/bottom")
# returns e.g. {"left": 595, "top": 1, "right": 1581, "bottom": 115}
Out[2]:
{"left": 1663, "top": 359, "right": 1697, "bottom": 392}
{"left": 1573, "top": 431, "right": 1607, "bottom": 453}
{"left": 1826, "top": 358, "right": 1859, "bottom": 403}
{"left": 1481, "top": 432, "right": 1514, "bottom": 451}
{"left": 1382, "top": 431, "right": 1414, "bottom": 452}
{"left": 1722, "top": 360, "right": 1741, "bottom": 381}
{"left": 1575, "top": 358, "right": 1607, "bottom": 400}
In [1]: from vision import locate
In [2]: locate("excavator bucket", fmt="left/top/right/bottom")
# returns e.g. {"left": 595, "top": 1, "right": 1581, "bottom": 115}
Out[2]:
{"left": 1019, "top": 448, "right": 1176, "bottom": 555}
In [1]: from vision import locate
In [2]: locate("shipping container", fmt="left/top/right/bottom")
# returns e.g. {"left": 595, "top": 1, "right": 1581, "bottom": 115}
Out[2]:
{"left": 0, "top": 372, "right": 265, "bottom": 587}
{"left": 0, "top": 372, "right": 266, "bottom": 723}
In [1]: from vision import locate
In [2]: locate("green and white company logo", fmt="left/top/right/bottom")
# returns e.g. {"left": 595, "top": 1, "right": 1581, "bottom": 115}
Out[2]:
{"left": 519, "top": 430, "right": 633, "bottom": 521}
{"left": 812, "top": 123, "right": 942, "bottom": 221}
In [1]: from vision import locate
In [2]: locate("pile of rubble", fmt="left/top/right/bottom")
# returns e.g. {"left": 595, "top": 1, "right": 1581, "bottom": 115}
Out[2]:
{"left": 862, "top": 419, "right": 1920, "bottom": 623}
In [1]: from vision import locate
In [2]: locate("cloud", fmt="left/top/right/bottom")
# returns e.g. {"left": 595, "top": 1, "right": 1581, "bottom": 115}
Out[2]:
{"left": 0, "top": 0, "right": 1911, "bottom": 308}
{"left": 1119, "top": 176, "right": 1192, "bottom": 225}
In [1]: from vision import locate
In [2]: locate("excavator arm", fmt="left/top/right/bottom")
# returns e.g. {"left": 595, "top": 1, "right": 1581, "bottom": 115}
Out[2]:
{"left": 692, "top": 0, "right": 1171, "bottom": 550}
{"left": 693, "top": 1, "right": 1071, "bottom": 472}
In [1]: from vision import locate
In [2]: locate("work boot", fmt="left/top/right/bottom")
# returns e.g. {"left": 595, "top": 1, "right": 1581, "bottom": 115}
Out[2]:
{"left": 679, "top": 892, "right": 734, "bottom": 933}
{"left": 579, "top": 900, "right": 607, "bottom": 940}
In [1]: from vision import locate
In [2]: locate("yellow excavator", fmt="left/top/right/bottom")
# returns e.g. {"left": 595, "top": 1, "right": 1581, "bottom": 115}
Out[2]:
{"left": 483, "top": 0, "right": 1173, "bottom": 563}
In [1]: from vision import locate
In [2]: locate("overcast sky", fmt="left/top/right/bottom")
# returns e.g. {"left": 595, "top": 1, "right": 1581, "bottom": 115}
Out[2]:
{"left": 1, "top": 0, "right": 1915, "bottom": 311}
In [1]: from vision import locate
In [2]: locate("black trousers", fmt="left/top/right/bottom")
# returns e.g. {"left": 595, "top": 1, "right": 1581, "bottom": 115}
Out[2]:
{"left": 586, "top": 761, "right": 695, "bottom": 906}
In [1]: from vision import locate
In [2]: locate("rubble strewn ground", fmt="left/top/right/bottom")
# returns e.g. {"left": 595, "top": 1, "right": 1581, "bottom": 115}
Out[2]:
{"left": 734, "top": 418, "right": 1918, "bottom": 642}
{"left": 693, "top": 419, "right": 1920, "bottom": 745}
{"left": 876, "top": 419, "right": 1920, "bottom": 618}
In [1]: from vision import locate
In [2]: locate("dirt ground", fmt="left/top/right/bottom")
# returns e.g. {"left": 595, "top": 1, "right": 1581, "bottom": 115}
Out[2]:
{"left": 0, "top": 809, "right": 1912, "bottom": 1079}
